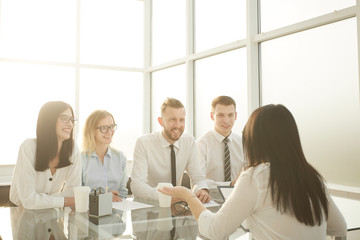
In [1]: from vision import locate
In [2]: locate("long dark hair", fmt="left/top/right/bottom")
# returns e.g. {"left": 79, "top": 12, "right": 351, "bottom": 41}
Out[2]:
{"left": 242, "top": 104, "right": 328, "bottom": 226}
{"left": 35, "top": 101, "right": 74, "bottom": 171}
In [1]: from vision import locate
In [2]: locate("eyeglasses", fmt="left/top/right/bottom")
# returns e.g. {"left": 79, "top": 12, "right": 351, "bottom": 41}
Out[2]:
{"left": 173, "top": 201, "right": 190, "bottom": 216}
{"left": 59, "top": 115, "right": 77, "bottom": 124}
{"left": 96, "top": 124, "right": 117, "bottom": 133}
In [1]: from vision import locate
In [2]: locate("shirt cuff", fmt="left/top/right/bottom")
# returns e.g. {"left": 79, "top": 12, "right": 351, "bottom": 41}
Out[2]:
{"left": 54, "top": 197, "right": 65, "bottom": 208}
{"left": 193, "top": 180, "right": 209, "bottom": 193}
{"left": 214, "top": 181, "right": 232, "bottom": 187}
{"left": 198, "top": 209, "right": 215, "bottom": 239}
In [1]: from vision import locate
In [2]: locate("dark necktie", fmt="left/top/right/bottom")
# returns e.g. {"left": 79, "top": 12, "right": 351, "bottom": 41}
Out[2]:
{"left": 223, "top": 137, "right": 231, "bottom": 182}
{"left": 170, "top": 144, "right": 176, "bottom": 186}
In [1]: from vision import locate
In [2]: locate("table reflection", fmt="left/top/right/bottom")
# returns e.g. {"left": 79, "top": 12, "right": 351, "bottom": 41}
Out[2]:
{"left": 131, "top": 198, "right": 198, "bottom": 240}
{"left": 10, "top": 206, "right": 126, "bottom": 240}
{"left": 67, "top": 208, "right": 126, "bottom": 240}
{"left": 10, "top": 207, "right": 67, "bottom": 240}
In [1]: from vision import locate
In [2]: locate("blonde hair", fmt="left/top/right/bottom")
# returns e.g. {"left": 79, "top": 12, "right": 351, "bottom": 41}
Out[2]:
{"left": 82, "top": 110, "right": 115, "bottom": 153}
{"left": 160, "top": 98, "right": 185, "bottom": 116}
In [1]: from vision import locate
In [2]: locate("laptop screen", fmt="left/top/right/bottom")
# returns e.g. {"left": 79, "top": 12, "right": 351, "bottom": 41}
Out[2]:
{"left": 217, "top": 186, "right": 234, "bottom": 201}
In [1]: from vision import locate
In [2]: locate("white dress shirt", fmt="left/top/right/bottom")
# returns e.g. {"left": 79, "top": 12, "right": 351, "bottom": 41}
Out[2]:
{"left": 131, "top": 131, "right": 208, "bottom": 200}
{"left": 198, "top": 163, "right": 347, "bottom": 240}
{"left": 10, "top": 138, "right": 81, "bottom": 209}
{"left": 81, "top": 147, "right": 128, "bottom": 199}
{"left": 196, "top": 130, "right": 244, "bottom": 187}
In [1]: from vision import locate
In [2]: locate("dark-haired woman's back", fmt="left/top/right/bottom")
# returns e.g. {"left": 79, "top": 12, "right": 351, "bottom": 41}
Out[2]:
{"left": 158, "top": 104, "right": 347, "bottom": 240}
{"left": 212, "top": 163, "right": 346, "bottom": 240}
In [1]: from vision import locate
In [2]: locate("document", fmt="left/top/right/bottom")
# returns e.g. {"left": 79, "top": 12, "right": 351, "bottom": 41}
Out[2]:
{"left": 203, "top": 200, "right": 220, "bottom": 208}
{"left": 113, "top": 200, "right": 153, "bottom": 211}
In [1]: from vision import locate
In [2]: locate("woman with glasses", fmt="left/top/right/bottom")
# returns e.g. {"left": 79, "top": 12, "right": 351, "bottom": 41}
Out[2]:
{"left": 159, "top": 104, "right": 347, "bottom": 240}
{"left": 10, "top": 101, "right": 81, "bottom": 209}
{"left": 81, "top": 110, "right": 128, "bottom": 201}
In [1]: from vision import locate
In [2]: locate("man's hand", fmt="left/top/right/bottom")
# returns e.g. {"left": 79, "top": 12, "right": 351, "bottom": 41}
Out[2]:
{"left": 195, "top": 189, "right": 211, "bottom": 203}
{"left": 111, "top": 190, "right": 123, "bottom": 202}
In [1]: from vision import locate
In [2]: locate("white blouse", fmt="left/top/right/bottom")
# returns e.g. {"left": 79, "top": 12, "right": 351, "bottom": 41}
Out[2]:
{"left": 198, "top": 163, "right": 347, "bottom": 240}
{"left": 10, "top": 138, "right": 81, "bottom": 209}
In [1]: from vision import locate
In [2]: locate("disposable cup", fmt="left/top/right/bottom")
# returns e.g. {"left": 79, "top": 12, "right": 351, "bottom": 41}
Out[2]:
{"left": 157, "top": 183, "right": 173, "bottom": 207}
{"left": 157, "top": 207, "right": 173, "bottom": 231}
{"left": 73, "top": 186, "right": 91, "bottom": 213}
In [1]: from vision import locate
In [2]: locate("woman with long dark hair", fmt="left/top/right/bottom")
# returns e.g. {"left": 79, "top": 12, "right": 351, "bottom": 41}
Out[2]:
{"left": 10, "top": 101, "right": 81, "bottom": 209}
{"left": 159, "top": 104, "right": 347, "bottom": 239}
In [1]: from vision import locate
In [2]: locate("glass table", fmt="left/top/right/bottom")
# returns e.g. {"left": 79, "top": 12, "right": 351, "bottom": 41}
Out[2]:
{"left": 0, "top": 194, "right": 357, "bottom": 240}
{"left": 0, "top": 196, "right": 248, "bottom": 240}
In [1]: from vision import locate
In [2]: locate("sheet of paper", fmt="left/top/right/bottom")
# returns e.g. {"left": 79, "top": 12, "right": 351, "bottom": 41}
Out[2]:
{"left": 203, "top": 200, "right": 220, "bottom": 208}
{"left": 113, "top": 200, "right": 153, "bottom": 211}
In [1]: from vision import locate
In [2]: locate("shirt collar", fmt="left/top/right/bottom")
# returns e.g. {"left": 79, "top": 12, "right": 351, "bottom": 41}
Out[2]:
{"left": 212, "top": 129, "right": 233, "bottom": 143}
{"left": 158, "top": 131, "right": 180, "bottom": 149}
{"left": 89, "top": 146, "right": 112, "bottom": 158}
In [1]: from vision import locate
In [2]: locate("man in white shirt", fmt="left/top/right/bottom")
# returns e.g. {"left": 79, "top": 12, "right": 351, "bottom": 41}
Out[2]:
{"left": 131, "top": 98, "right": 211, "bottom": 203}
{"left": 196, "top": 96, "right": 244, "bottom": 188}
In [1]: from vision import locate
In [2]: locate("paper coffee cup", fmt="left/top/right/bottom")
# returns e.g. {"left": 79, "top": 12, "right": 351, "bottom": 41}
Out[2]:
{"left": 157, "top": 183, "right": 173, "bottom": 207}
{"left": 73, "top": 186, "right": 91, "bottom": 213}
{"left": 157, "top": 207, "right": 173, "bottom": 231}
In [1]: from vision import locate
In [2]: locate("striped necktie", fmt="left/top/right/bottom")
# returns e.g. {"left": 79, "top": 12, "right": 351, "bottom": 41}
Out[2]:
{"left": 223, "top": 137, "right": 231, "bottom": 182}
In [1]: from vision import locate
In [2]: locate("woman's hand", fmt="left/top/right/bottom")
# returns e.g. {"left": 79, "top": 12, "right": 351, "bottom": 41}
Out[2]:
{"left": 111, "top": 190, "right": 123, "bottom": 202}
{"left": 158, "top": 186, "right": 193, "bottom": 202}
{"left": 64, "top": 197, "right": 75, "bottom": 207}
{"left": 159, "top": 186, "right": 207, "bottom": 220}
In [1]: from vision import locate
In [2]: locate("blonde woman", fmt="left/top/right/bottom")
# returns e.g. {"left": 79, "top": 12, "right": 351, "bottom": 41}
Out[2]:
{"left": 81, "top": 110, "right": 128, "bottom": 201}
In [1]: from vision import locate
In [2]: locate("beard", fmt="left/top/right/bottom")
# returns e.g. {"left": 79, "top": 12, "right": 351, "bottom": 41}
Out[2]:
{"left": 163, "top": 127, "right": 184, "bottom": 142}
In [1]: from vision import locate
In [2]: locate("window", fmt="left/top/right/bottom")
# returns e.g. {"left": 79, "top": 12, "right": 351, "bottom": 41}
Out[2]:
{"left": 152, "top": 0, "right": 186, "bottom": 65}
{"left": 0, "top": 0, "right": 144, "bottom": 165}
{"left": 0, "top": 0, "right": 76, "bottom": 62}
{"left": 194, "top": 49, "right": 247, "bottom": 138}
{"left": 80, "top": 0, "right": 143, "bottom": 67}
{"left": 195, "top": 0, "right": 246, "bottom": 52}
{"left": 151, "top": 65, "right": 186, "bottom": 132}
{"left": 260, "top": 0, "right": 355, "bottom": 32}
{"left": 79, "top": 69, "right": 143, "bottom": 159}
{"left": 261, "top": 18, "right": 360, "bottom": 185}
{"left": 0, "top": 62, "right": 75, "bottom": 164}
{"left": 0, "top": 0, "right": 359, "bottom": 190}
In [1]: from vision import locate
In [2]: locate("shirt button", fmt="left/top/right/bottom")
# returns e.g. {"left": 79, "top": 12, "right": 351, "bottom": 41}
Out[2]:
{"left": 49, "top": 178, "right": 53, "bottom": 181}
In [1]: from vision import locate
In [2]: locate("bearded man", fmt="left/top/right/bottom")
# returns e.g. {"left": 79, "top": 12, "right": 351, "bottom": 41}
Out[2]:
{"left": 131, "top": 98, "right": 210, "bottom": 203}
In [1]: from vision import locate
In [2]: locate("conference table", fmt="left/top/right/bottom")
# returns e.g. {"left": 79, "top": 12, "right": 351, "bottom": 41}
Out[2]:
{"left": 0, "top": 194, "right": 248, "bottom": 240}
{"left": 0, "top": 194, "right": 358, "bottom": 240}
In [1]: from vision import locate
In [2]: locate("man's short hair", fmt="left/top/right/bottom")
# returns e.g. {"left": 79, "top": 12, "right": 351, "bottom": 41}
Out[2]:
{"left": 161, "top": 98, "right": 185, "bottom": 115}
{"left": 211, "top": 96, "right": 236, "bottom": 112}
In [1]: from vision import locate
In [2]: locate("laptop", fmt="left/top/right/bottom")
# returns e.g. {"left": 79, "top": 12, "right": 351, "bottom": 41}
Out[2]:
{"left": 217, "top": 185, "right": 234, "bottom": 201}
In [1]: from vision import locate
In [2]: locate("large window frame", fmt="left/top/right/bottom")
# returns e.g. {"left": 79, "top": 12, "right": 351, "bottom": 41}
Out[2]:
{"left": 0, "top": 0, "right": 359, "bottom": 189}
